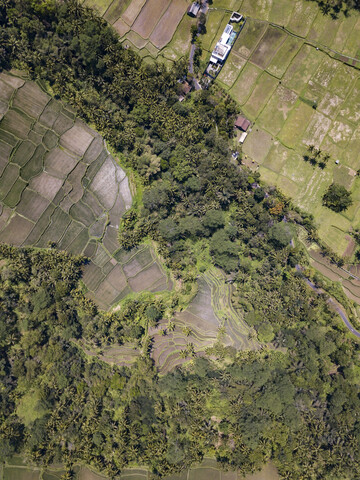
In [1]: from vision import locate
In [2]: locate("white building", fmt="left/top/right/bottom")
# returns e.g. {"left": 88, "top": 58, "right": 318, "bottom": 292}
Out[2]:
{"left": 210, "top": 24, "right": 235, "bottom": 64}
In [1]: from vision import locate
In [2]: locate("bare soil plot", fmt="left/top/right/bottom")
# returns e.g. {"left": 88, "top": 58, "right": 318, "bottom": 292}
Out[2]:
{"left": 122, "top": 247, "right": 153, "bottom": 276}
{"left": 149, "top": 0, "right": 187, "bottom": 49}
{"left": 13, "top": 82, "right": 49, "bottom": 118}
{"left": 243, "top": 72, "right": 278, "bottom": 119}
{"left": 90, "top": 156, "right": 118, "bottom": 209}
{"left": 230, "top": 62, "right": 262, "bottom": 105}
{"left": 39, "top": 100, "right": 62, "bottom": 129}
{"left": 52, "top": 112, "right": 74, "bottom": 136}
{"left": 257, "top": 85, "right": 298, "bottom": 135}
{"left": 128, "top": 262, "right": 166, "bottom": 291}
{"left": 60, "top": 121, "right": 94, "bottom": 156}
{"left": 38, "top": 208, "right": 71, "bottom": 246}
{"left": 0, "top": 214, "right": 34, "bottom": 246}
{"left": 250, "top": 26, "right": 287, "bottom": 69}
{"left": 103, "top": 224, "right": 119, "bottom": 253}
{"left": 44, "top": 148, "right": 78, "bottom": 179}
{"left": 106, "top": 264, "right": 128, "bottom": 291}
{"left": 29, "top": 172, "right": 63, "bottom": 202}
{"left": 66, "top": 228, "right": 89, "bottom": 254}
{"left": 113, "top": 17, "right": 130, "bottom": 36}
{"left": 286, "top": 0, "right": 318, "bottom": 37}
{"left": 266, "top": 35, "right": 303, "bottom": 78}
{"left": 162, "top": 12, "right": 192, "bottom": 59}
{"left": 121, "top": 0, "right": 146, "bottom": 26}
{"left": 132, "top": 0, "right": 170, "bottom": 39}
{"left": 0, "top": 77, "right": 15, "bottom": 103}
{"left": 16, "top": 189, "right": 50, "bottom": 222}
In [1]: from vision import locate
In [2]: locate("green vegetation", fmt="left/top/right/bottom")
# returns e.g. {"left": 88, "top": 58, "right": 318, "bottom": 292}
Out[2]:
{"left": 1, "top": 2, "right": 360, "bottom": 480}
{"left": 322, "top": 183, "right": 353, "bottom": 212}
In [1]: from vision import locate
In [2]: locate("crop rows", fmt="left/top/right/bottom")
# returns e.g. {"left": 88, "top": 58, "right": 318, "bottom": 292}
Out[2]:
{"left": 0, "top": 72, "right": 172, "bottom": 310}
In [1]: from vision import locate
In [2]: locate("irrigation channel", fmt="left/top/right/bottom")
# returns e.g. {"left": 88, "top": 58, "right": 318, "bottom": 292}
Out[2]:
{"left": 296, "top": 265, "right": 360, "bottom": 339}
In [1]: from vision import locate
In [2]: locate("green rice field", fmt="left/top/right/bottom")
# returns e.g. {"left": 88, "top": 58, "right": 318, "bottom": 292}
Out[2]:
{"left": 197, "top": 0, "right": 360, "bottom": 258}
{"left": 2, "top": 459, "right": 279, "bottom": 480}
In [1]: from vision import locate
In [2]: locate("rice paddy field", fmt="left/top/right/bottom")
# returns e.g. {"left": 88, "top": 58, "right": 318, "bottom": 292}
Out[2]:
{"left": 150, "top": 266, "right": 259, "bottom": 374}
{"left": 84, "top": 0, "right": 360, "bottom": 256}
{"left": 0, "top": 71, "right": 172, "bottom": 311}
{"left": 197, "top": 0, "right": 360, "bottom": 257}
{"left": 82, "top": 0, "right": 192, "bottom": 66}
{"left": 1, "top": 458, "right": 279, "bottom": 480}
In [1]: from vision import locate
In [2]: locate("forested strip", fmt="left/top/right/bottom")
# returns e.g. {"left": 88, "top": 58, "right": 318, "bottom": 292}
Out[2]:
{"left": 0, "top": 1, "right": 360, "bottom": 480}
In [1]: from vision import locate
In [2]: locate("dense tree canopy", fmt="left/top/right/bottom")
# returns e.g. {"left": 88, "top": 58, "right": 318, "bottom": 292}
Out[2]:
{"left": 1, "top": 2, "right": 360, "bottom": 480}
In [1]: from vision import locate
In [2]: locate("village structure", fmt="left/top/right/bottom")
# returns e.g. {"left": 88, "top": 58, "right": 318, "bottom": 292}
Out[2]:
{"left": 205, "top": 12, "right": 246, "bottom": 79}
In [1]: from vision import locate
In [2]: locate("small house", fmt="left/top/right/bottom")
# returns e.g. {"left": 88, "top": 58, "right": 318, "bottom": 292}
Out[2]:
{"left": 187, "top": 2, "right": 200, "bottom": 17}
{"left": 235, "top": 115, "right": 251, "bottom": 132}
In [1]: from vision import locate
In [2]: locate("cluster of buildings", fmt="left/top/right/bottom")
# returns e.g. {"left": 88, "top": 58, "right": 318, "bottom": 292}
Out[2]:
{"left": 205, "top": 12, "right": 245, "bottom": 79}
{"left": 187, "top": 1, "right": 207, "bottom": 17}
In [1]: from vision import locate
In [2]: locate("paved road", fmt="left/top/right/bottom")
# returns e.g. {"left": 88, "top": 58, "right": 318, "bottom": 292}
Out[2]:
{"left": 296, "top": 266, "right": 360, "bottom": 338}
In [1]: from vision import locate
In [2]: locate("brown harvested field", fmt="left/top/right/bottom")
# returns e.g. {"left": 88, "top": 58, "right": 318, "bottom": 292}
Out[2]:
{"left": 106, "top": 264, "right": 128, "bottom": 291}
{"left": 29, "top": 172, "right": 63, "bottom": 202}
{"left": 113, "top": 17, "right": 130, "bottom": 36}
{"left": 128, "top": 262, "right": 166, "bottom": 291}
{"left": 132, "top": 0, "right": 171, "bottom": 39}
{"left": 90, "top": 156, "right": 118, "bottom": 209}
{"left": 1, "top": 109, "right": 32, "bottom": 140}
{"left": 60, "top": 121, "right": 94, "bottom": 155}
{"left": 13, "top": 82, "right": 49, "bottom": 118}
{"left": 44, "top": 148, "right": 78, "bottom": 178}
{"left": 121, "top": 0, "right": 146, "bottom": 26}
{"left": 82, "top": 262, "right": 105, "bottom": 292}
{"left": 78, "top": 467, "right": 107, "bottom": 480}
{"left": 0, "top": 214, "right": 34, "bottom": 246}
{"left": 149, "top": 0, "right": 187, "bottom": 49}
{"left": 0, "top": 77, "right": 14, "bottom": 102}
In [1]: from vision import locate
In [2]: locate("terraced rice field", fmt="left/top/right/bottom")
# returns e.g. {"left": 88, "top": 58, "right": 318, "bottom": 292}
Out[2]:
{"left": 84, "top": 0, "right": 191, "bottom": 66}
{"left": 0, "top": 71, "right": 172, "bottom": 310}
{"left": 2, "top": 459, "right": 279, "bottom": 480}
{"left": 197, "top": 0, "right": 360, "bottom": 257}
{"left": 150, "top": 267, "right": 259, "bottom": 374}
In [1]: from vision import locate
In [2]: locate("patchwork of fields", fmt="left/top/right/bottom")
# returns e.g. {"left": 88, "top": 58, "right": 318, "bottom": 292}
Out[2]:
{"left": 0, "top": 71, "right": 254, "bottom": 372}
{"left": 200, "top": 0, "right": 360, "bottom": 257}
{"left": 1, "top": 457, "right": 279, "bottom": 480}
{"left": 0, "top": 71, "right": 172, "bottom": 310}
{"left": 83, "top": 0, "right": 192, "bottom": 66}
{"left": 150, "top": 267, "right": 259, "bottom": 374}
